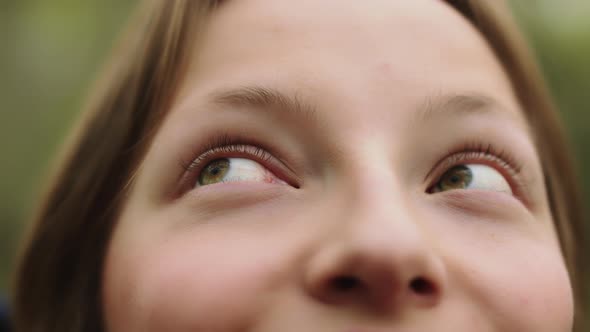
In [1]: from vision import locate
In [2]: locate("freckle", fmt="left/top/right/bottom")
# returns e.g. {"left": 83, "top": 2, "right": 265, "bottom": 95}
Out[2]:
{"left": 519, "top": 295, "right": 530, "bottom": 306}
{"left": 377, "top": 62, "right": 392, "bottom": 74}
{"left": 374, "top": 62, "right": 396, "bottom": 84}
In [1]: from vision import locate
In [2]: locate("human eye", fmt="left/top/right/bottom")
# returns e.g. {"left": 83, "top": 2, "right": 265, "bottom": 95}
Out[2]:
{"left": 428, "top": 142, "right": 525, "bottom": 198}
{"left": 431, "top": 164, "right": 511, "bottom": 194}
{"left": 197, "top": 157, "right": 278, "bottom": 186}
{"left": 181, "top": 134, "right": 296, "bottom": 189}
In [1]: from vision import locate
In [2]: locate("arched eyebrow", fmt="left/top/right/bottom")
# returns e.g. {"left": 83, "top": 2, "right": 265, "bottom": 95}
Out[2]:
{"left": 416, "top": 92, "right": 531, "bottom": 134}
{"left": 207, "top": 85, "right": 530, "bottom": 135}
{"left": 209, "top": 85, "right": 318, "bottom": 122}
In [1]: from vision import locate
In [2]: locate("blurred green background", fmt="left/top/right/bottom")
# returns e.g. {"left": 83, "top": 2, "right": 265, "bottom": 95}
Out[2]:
{"left": 0, "top": 0, "right": 588, "bottom": 301}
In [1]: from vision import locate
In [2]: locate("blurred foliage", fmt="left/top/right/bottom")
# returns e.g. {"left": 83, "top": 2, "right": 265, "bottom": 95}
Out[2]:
{"left": 0, "top": 0, "right": 137, "bottom": 291}
{"left": 510, "top": 1, "right": 590, "bottom": 190}
{"left": 0, "top": 0, "right": 588, "bottom": 304}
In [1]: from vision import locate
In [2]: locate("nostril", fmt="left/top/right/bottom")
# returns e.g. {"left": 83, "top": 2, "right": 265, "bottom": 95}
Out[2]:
{"left": 409, "top": 276, "right": 435, "bottom": 295}
{"left": 331, "top": 276, "right": 361, "bottom": 292}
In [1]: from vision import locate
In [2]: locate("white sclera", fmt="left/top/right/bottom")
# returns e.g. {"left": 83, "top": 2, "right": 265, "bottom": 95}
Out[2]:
{"left": 465, "top": 164, "right": 512, "bottom": 194}
{"left": 222, "top": 158, "right": 268, "bottom": 182}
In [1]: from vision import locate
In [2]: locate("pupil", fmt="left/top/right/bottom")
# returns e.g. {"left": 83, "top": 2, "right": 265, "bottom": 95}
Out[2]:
{"left": 210, "top": 167, "right": 220, "bottom": 175}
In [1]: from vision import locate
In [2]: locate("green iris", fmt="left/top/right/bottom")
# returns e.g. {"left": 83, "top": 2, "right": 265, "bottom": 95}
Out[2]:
{"left": 198, "top": 158, "right": 230, "bottom": 186}
{"left": 437, "top": 165, "right": 473, "bottom": 191}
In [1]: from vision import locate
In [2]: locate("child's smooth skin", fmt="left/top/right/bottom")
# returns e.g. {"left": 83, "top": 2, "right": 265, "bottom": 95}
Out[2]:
{"left": 103, "top": 0, "right": 573, "bottom": 331}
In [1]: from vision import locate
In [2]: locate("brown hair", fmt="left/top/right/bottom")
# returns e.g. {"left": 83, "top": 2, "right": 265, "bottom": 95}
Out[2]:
{"left": 12, "top": 0, "right": 587, "bottom": 331}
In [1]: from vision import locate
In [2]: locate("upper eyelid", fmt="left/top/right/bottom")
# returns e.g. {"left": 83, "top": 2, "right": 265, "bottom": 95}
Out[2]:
{"left": 174, "top": 129, "right": 535, "bottom": 204}
{"left": 181, "top": 143, "right": 301, "bottom": 189}
{"left": 187, "top": 141, "right": 525, "bottom": 184}
{"left": 179, "top": 133, "right": 274, "bottom": 173}
{"left": 426, "top": 149, "right": 530, "bottom": 205}
{"left": 424, "top": 143, "right": 521, "bottom": 182}
{"left": 175, "top": 145, "right": 272, "bottom": 193}
{"left": 184, "top": 144, "right": 273, "bottom": 173}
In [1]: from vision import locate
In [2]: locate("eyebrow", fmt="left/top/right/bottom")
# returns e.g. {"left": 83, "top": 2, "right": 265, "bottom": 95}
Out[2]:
{"left": 419, "top": 92, "right": 507, "bottom": 119}
{"left": 209, "top": 85, "right": 317, "bottom": 122}
{"left": 417, "top": 92, "right": 531, "bottom": 134}
{"left": 207, "top": 85, "right": 527, "bottom": 133}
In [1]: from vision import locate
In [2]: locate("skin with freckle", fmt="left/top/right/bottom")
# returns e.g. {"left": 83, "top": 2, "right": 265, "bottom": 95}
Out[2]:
{"left": 102, "top": 1, "right": 574, "bottom": 331}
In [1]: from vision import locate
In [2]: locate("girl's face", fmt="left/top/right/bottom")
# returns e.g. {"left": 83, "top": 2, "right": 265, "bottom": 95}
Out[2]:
{"left": 103, "top": 0, "right": 573, "bottom": 331}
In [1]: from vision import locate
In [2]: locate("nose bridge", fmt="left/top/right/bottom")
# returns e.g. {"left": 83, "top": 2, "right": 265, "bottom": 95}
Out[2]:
{"left": 328, "top": 144, "right": 430, "bottom": 258}
{"left": 343, "top": 152, "right": 416, "bottom": 238}
{"left": 341, "top": 160, "right": 430, "bottom": 274}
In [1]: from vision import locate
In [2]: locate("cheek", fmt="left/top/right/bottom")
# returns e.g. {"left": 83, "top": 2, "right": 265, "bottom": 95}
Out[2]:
{"left": 452, "top": 237, "right": 574, "bottom": 332}
{"left": 103, "top": 226, "right": 291, "bottom": 331}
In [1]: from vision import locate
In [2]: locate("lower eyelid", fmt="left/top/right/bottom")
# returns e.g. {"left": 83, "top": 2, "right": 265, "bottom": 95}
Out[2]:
{"left": 434, "top": 188, "right": 530, "bottom": 218}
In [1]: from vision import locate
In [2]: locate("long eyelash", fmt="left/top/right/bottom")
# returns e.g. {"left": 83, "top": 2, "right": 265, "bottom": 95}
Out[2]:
{"left": 181, "top": 133, "right": 272, "bottom": 173}
{"left": 430, "top": 141, "right": 528, "bottom": 200}
{"left": 445, "top": 141, "right": 523, "bottom": 174}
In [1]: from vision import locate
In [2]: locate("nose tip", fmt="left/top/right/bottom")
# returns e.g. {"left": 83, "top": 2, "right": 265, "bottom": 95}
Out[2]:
{"left": 301, "top": 165, "right": 447, "bottom": 314}
{"left": 303, "top": 230, "right": 446, "bottom": 313}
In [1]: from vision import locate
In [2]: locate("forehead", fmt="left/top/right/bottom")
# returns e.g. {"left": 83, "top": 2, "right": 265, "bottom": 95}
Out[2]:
{"left": 177, "top": 0, "right": 524, "bottom": 129}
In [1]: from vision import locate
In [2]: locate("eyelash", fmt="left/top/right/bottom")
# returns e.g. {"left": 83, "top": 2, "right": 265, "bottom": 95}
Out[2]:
{"left": 427, "top": 141, "right": 527, "bottom": 198}
{"left": 182, "top": 134, "right": 273, "bottom": 172}
{"left": 180, "top": 135, "right": 526, "bottom": 199}
{"left": 179, "top": 133, "right": 292, "bottom": 189}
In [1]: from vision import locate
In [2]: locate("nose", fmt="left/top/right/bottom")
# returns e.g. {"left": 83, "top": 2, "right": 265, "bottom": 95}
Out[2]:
{"left": 302, "top": 182, "right": 446, "bottom": 314}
